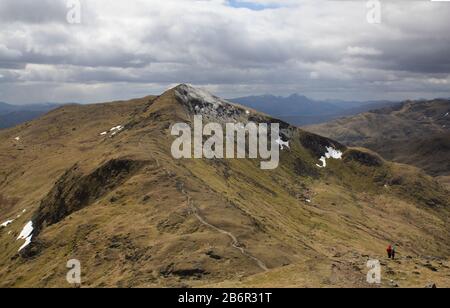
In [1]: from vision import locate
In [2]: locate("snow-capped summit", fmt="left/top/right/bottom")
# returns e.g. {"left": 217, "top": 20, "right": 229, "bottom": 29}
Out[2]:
{"left": 174, "top": 84, "right": 250, "bottom": 123}
{"left": 175, "top": 84, "right": 226, "bottom": 109}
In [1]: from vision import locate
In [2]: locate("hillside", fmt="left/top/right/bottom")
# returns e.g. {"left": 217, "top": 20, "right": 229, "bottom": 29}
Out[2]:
{"left": 306, "top": 100, "right": 450, "bottom": 181}
{"left": 0, "top": 85, "right": 448, "bottom": 288}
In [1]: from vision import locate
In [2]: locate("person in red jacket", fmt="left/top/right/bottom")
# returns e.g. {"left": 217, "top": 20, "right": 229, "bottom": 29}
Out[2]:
{"left": 387, "top": 245, "right": 393, "bottom": 259}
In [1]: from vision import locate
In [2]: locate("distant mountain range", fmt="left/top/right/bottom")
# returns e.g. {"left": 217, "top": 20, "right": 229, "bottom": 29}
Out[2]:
{"left": 229, "top": 94, "right": 397, "bottom": 126}
{"left": 0, "top": 102, "right": 65, "bottom": 129}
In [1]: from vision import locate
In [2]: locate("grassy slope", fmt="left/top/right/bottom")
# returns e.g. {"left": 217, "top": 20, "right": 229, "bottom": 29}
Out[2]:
{"left": 305, "top": 100, "right": 450, "bottom": 178}
{"left": 0, "top": 90, "right": 448, "bottom": 288}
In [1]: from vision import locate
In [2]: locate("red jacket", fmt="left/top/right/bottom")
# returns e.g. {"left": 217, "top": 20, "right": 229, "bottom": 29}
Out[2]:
{"left": 387, "top": 245, "right": 392, "bottom": 253}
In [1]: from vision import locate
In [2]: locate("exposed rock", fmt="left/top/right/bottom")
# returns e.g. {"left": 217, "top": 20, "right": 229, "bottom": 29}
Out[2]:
{"left": 343, "top": 149, "right": 383, "bottom": 167}
{"left": 160, "top": 263, "right": 208, "bottom": 279}
{"left": 299, "top": 132, "right": 346, "bottom": 159}
{"left": 389, "top": 280, "right": 400, "bottom": 288}
{"left": 386, "top": 269, "right": 396, "bottom": 275}
{"left": 423, "top": 263, "right": 438, "bottom": 272}
{"left": 206, "top": 250, "right": 222, "bottom": 260}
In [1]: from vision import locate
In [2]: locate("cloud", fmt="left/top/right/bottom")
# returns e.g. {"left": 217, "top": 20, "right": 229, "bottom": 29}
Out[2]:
{"left": 0, "top": 0, "right": 449, "bottom": 103}
{"left": 346, "top": 46, "right": 382, "bottom": 57}
{"left": 0, "top": 0, "right": 67, "bottom": 24}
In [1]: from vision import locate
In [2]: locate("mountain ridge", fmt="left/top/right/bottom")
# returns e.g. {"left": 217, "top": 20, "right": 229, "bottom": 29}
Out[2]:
{"left": 305, "top": 99, "right": 450, "bottom": 180}
{"left": 0, "top": 85, "right": 448, "bottom": 288}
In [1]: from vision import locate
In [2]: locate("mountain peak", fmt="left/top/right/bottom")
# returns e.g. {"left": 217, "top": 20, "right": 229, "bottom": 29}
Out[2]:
{"left": 168, "top": 84, "right": 258, "bottom": 123}
{"left": 1, "top": 88, "right": 449, "bottom": 288}
{"left": 174, "top": 84, "right": 226, "bottom": 108}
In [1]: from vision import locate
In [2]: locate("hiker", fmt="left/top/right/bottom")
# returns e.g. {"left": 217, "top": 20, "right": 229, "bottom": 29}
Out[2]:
{"left": 387, "top": 245, "right": 392, "bottom": 259}
{"left": 392, "top": 245, "right": 396, "bottom": 260}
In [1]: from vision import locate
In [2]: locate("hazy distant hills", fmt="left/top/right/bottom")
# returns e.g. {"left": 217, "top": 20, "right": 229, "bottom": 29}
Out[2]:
{"left": 0, "top": 94, "right": 399, "bottom": 130}
{"left": 0, "top": 102, "right": 65, "bottom": 129}
{"left": 230, "top": 94, "right": 397, "bottom": 126}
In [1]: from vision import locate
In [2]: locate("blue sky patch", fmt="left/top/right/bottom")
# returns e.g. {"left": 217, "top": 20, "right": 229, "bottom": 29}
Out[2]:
{"left": 227, "top": 0, "right": 281, "bottom": 11}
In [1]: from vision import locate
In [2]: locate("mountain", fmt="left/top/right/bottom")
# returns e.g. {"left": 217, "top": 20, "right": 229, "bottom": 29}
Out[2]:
{"left": 305, "top": 100, "right": 450, "bottom": 184}
{"left": 229, "top": 95, "right": 398, "bottom": 126}
{"left": 0, "top": 102, "right": 65, "bottom": 129}
{"left": 0, "top": 85, "right": 448, "bottom": 288}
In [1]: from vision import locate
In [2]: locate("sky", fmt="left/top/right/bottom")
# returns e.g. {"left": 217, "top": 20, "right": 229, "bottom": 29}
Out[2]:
{"left": 0, "top": 0, "right": 450, "bottom": 104}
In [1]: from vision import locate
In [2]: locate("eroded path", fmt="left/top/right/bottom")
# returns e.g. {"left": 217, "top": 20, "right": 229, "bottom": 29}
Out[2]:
{"left": 154, "top": 158, "right": 268, "bottom": 272}
{"left": 181, "top": 185, "right": 268, "bottom": 272}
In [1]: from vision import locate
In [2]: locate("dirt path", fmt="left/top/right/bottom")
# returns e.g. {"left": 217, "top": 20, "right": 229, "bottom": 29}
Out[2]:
{"left": 182, "top": 187, "right": 268, "bottom": 272}
{"left": 154, "top": 158, "right": 268, "bottom": 272}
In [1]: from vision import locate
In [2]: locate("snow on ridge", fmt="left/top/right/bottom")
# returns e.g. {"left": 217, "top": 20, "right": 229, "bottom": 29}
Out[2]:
{"left": 317, "top": 157, "right": 327, "bottom": 168}
{"left": 1, "top": 220, "right": 13, "bottom": 228}
{"left": 17, "top": 221, "right": 34, "bottom": 252}
{"left": 100, "top": 125, "right": 124, "bottom": 137}
{"left": 175, "top": 84, "right": 225, "bottom": 109}
{"left": 276, "top": 137, "right": 290, "bottom": 150}
{"left": 110, "top": 125, "right": 124, "bottom": 136}
{"left": 110, "top": 125, "right": 123, "bottom": 132}
{"left": 316, "top": 147, "right": 343, "bottom": 168}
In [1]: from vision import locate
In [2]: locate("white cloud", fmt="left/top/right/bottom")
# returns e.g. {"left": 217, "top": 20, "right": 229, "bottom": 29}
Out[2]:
{"left": 346, "top": 46, "right": 383, "bottom": 57}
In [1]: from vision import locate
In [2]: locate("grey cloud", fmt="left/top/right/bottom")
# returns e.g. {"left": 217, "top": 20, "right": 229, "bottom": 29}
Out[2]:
{"left": 0, "top": 0, "right": 449, "bottom": 104}
{"left": 0, "top": 0, "right": 68, "bottom": 24}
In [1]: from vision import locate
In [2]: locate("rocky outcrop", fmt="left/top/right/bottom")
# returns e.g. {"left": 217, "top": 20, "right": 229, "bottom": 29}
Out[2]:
{"left": 299, "top": 131, "right": 346, "bottom": 158}
{"left": 343, "top": 149, "right": 384, "bottom": 167}
{"left": 24, "top": 159, "right": 148, "bottom": 255}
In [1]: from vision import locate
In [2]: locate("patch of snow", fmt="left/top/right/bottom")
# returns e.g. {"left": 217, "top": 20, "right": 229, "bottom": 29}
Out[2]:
{"left": 100, "top": 131, "right": 107, "bottom": 136}
{"left": 444, "top": 112, "right": 449, "bottom": 118}
{"left": 327, "top": 147, "right": 343, "bottom": 160}
{"left": 110, "top": 125, "right": 123, "bottom": 132}
{"left": 17, "top": 221, "right": 34, "bottom": 252}
{"left": 275, "top": 137, "right": 290, "bottom": 150}
{"left": 8, "top": 231, "right": 12, "bottom": 235}
{"left": 317, "top": 157, "right": 327, "bottom": 168}
{"left": 316, "top": 147, "right": 343, "bottom": 168}
{"left": 110, "top": 125, "right": 124, "bottom": 137}
{"left": 1, "top": 220, "right": 13, "bottom": 228}
{"left": 14, "top": 137, "right": 20, "bottom": 141}
{"left": 245, "top": 110, "right": 250, "bottom": 115}
{"left": 305, "top": 199, "right": 311, "bottom": 203}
